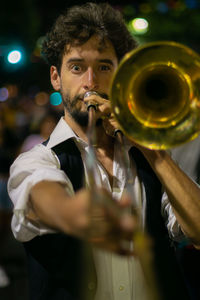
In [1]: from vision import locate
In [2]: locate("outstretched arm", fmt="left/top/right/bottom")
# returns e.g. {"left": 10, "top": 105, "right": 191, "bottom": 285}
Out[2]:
{"left": 28, "top": 180, "right": 136, "bottom": 255}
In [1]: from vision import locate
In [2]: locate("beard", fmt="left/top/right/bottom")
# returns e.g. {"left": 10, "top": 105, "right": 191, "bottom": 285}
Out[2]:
{"left": 62, "top": 93, "right": 89, "bottom": 127}
{"left": 62, "top": 91, "right": 109, "bottom": 127}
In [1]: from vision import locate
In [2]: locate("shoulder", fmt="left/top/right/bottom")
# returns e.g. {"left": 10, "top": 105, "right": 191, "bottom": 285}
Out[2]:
{"left": 11, "top": 143, "right": 60, "bottom": 172}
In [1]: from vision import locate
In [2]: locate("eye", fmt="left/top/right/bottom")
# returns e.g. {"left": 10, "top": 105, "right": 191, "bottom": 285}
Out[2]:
{"left": 99, "top": 65, "right": 111, "bottom": 72}
{"left": 71, "top": 64, "right": 82, "bottom": 73}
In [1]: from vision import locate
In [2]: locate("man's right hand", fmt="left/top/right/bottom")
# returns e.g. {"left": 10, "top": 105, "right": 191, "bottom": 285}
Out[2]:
{"left": 84, "top": 188, "right": 137, "bottom": 255}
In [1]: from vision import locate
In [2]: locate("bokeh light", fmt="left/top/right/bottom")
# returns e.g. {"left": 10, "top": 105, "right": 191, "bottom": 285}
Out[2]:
{"left": 50, "top": 92, "right": 62, "bottom": 106}
{"left": 0, "top": 87, "right": 9, "bottom": 102}
{"left": 130, "top": 18, "right": 149, "bottom": 35}
{"left": 35, "top": 91, "right": 49, "bottom": 106}
{"left": 7, "top": 50, "right": 22, "bottom": 64}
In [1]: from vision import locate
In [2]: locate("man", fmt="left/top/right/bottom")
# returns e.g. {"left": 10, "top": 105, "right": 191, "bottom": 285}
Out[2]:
{"left": 8, "top": 2, "right": 200, "bottom": 300}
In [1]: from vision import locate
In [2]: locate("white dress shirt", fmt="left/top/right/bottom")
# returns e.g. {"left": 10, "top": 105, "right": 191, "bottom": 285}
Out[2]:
{"left": 8, "top": 117, "right": 184, "bottom": 300}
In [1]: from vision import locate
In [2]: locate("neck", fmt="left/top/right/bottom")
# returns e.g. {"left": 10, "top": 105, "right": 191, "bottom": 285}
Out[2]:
{"left": 64, "top": 111, "right": 88, "bottom": 142}
{"left": 64, "top": 112, "right": 114, "bottom": 186}
{"left": 95, "top": 125, "right": 114, "bottom": 152}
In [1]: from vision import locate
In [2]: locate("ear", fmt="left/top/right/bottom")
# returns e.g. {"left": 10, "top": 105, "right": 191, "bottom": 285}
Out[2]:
{"left": 50, "top": 66, "right": 61, "bottom": 91}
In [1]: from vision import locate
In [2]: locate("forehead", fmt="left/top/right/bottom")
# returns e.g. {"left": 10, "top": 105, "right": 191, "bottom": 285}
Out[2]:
{"left": 63, "top": 35, "right": 117, "bottom": 61}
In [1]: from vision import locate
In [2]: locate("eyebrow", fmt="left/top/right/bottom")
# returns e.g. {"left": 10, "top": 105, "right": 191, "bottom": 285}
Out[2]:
{"left": 66, "top": 58, "right": 114, "bottom": 66}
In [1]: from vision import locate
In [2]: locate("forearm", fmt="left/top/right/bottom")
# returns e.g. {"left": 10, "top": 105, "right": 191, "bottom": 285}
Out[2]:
{"left": 27, "top": 181, "right": 136, "bottom": 255}
{"left": 28, "top": 181, "right": 73, "bottom": 233}
{"left": 140, "top": 148, "right": 200, "bottom": 246}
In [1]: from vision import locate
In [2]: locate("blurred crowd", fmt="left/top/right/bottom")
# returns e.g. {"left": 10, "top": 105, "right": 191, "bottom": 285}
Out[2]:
{"left": 0, "top": 91, "right": 62, "bottom": 298}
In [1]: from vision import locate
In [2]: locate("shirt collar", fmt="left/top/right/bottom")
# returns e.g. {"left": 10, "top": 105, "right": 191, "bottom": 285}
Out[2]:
{"left": 46, "top": 116, "right": 134, "bottom": 152}
{"left": 46, "top": 117, "right": 81, "bottom": 149}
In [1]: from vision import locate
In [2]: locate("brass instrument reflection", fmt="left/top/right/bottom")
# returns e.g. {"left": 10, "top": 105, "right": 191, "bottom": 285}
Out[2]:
{"left": 111, "top": 41, "right": 200, "bottom": 149}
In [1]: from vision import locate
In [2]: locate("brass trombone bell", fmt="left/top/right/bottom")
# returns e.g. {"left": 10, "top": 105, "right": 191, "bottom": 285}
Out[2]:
{"left": 110, "top": 41, "right": 200, "bottom": 149}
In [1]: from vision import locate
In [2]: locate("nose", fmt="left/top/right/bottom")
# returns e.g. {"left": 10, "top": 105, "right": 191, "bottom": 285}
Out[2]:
{"left": 83, "top": 67, "right": 98, "bottom": 91}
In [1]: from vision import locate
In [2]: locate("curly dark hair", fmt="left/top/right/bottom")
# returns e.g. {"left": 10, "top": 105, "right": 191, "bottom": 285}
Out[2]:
{"left": 42, "top": 2, "right": 137, "bottom": 73}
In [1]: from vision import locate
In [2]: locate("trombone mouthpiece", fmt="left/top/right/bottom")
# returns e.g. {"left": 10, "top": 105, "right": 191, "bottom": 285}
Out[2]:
{"left": 84, "top": 91, "right": 98, "bottom": 99}
{"left": 84, "top": 91, "right": 99, "bottom": 111}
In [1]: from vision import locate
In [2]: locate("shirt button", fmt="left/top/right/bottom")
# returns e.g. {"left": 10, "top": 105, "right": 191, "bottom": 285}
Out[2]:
{"left": 119, "top": 285, "right": 125, "bottom": 291}
{"left": 88, "top": 281, "right": 95, "bottom": 290}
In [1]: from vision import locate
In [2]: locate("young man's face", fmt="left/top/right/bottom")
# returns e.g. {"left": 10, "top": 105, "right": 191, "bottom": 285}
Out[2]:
{"left": 51, "top": 35, "right": 118, "bottom": 126}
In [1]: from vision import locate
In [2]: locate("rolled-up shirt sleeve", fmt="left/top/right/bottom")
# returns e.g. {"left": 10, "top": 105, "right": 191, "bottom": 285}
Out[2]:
{"left": 161, "top": 191, "right": 185, "bottom": 242}
{"left": 8, "top": 143, "right": 74, "bottom": 242}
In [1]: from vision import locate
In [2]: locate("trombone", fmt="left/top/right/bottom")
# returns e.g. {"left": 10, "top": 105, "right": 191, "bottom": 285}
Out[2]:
{"left": 85, "top": 93, "right": 161, "bottom": 300}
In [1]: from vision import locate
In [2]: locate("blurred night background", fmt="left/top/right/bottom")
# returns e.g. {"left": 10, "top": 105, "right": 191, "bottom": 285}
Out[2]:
{"left": 0, "top": 0, "right": 200, "bottom": 299}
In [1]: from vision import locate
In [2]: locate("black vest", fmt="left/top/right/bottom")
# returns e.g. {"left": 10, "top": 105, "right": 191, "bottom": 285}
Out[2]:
{"left": 23, "top": 139, "right": 189, "bottom": 300}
